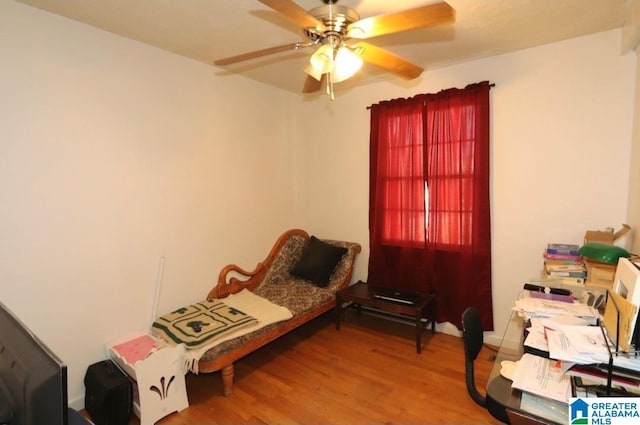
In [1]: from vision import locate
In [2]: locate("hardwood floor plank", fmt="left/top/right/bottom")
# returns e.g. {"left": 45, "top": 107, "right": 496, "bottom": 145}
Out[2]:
{"left": 121, "top": 308, "right": 501, "bottom": 424}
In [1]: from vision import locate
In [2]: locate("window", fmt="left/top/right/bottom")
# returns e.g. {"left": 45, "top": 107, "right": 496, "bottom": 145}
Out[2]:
{"left": 376, "top": 103, "right": 426, "bottom": 246}
{"left": 374, "top": 94, "right": 479, "bottom": 250}
{"left": 424, "top": 101, "right": 477, "bottom": 249}
{"left": 368, "top": 81, "right": 493, "bottom": 330}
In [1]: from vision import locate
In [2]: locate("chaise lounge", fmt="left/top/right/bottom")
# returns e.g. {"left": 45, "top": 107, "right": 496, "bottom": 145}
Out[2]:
{"left": 159, "top": 229, "right": 361, "bottom": 396}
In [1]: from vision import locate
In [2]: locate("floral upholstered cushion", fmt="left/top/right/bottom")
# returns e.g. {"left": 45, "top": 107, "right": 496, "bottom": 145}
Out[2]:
{"left": 260, "top": 234, "right": 307, "bottom": 286}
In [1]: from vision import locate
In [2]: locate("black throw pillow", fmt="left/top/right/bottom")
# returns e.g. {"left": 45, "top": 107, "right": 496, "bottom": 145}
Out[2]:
{"left": 291, "top": 236, "right": 348, "bottom": 287}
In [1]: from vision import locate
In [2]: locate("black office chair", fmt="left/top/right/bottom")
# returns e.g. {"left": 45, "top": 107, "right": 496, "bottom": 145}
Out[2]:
{"left": 461, "top": 307, "right": 486, "bottom": 407}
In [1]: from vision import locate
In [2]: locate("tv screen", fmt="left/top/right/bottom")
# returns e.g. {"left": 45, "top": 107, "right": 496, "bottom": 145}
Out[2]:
{"left": 0, "top": 300, "right": 68, "bottom": 425}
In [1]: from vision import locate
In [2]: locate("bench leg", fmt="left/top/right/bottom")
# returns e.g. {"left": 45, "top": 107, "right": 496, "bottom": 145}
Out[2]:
{"left": 222, "top": 364, "right": 234, "bottom": 396}
{"left": 415, "top": 314, "right": 422, "bottom": 354}
{"left": 335, "top": 294, "right": 341, "bottom": 330}
{"left": 430, "top": 299, "right": 437, "bottom": 334}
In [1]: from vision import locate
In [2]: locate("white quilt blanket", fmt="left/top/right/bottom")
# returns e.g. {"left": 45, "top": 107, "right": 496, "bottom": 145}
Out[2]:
{"left": 165, "top": 289, "right": 293, "bottom": 373}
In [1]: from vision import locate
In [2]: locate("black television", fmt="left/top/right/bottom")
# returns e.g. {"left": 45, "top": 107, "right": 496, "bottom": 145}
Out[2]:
{"left": 0, "top": 300, "right": 68, "bottom": 425}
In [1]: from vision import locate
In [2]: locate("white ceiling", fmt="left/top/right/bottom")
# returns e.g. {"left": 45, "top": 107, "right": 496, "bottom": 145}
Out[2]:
{"left": 15, "top": 0, "right": 629, "bottom": 96}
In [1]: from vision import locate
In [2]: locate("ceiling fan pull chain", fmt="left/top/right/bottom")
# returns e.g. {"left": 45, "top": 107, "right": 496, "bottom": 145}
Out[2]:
{"left": 326, "top": 74, "right": 334, "bottom": 101}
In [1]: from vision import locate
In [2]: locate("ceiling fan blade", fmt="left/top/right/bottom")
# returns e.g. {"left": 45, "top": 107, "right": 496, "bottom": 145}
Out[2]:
{"left": 302, "top": 74, "right": 323, "bottom": 93}
{"left": 214, "top": 43, "right": 301, "bottom": 66}
{"left": 347, "top": 1, "right": 455, "bottom": 39}
{"left": 352, "top": 42, "right": 423, "bottom": 79}
{"left": 259, "top": 0, "right": 327, "bottom": 33}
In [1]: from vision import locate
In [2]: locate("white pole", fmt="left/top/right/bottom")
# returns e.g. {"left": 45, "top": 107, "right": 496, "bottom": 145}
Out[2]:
{"left": 150, "top": 256, "right": 166, "bottom": 328}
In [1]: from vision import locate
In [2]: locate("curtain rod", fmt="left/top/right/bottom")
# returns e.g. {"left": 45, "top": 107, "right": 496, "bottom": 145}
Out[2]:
{"left": 366, "top": 82, "right": 496, "bottom": 110}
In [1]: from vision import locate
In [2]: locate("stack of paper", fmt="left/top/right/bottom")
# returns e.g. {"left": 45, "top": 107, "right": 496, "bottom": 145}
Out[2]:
{"left": 523, "top": 315, "right": 590, "bottom": 356}
{"left": 524, "top": 318, "right": 613, "bottom": 364}
{"left": 524, "top": 319, "right": 640, "bottom": 380}
{"left": 514, "top": 297, "right": 598, "bottom": 324}
{"left": 609, "top": 354, "right": 640, "bottom": 371}
{"left": 512, "top": 290, "right": 640, "bottom": 399}
{"left": 511, "top": 353, "right": 572, "bottom": 403}
{"left": 546, "top": 325, "right": 611, "bottom": 365}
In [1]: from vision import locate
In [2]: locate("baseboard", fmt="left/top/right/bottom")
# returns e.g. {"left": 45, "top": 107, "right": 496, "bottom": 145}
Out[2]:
{"left": 68, "top": 394, "right": 85, "bottom": 411}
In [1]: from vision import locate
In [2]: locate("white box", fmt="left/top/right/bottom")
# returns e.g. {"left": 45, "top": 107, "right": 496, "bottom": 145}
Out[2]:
{"left": 107, "top": 334, "right": 189, "bottom": 425}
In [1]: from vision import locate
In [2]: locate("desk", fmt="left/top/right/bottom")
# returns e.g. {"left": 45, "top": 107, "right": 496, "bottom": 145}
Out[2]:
{"left": 335, "top": 281, "right": 436, "bottom": 354}
{"left": 485, "top": 312, "right": 568, "bottom": 424}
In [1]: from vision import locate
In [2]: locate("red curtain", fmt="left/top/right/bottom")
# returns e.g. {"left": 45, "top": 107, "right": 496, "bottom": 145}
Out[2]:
{"left": 368, "top": 82, "right": 493, "bottom": 330}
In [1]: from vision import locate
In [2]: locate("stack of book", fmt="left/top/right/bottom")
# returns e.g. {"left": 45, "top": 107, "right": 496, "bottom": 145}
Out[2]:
{"left": 543, "top": 243, "right": 586, "bottom": 286}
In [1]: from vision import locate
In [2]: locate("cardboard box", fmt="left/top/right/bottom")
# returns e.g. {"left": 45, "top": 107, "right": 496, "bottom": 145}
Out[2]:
{"left": 584, "top": 224, "right": 631, "bottom": 245}
{"left": 583, "top": 258, "right": 617, "bottom": 289}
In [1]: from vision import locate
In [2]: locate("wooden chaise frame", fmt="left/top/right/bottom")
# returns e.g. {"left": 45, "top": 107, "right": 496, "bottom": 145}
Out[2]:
{"left": 201, "top": 229, "right": 361, "bottom": 395}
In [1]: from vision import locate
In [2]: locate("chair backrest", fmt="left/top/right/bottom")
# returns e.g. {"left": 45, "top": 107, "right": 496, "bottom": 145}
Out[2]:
{"left": 461, "top": 307, "right": 486, "bottom": 407}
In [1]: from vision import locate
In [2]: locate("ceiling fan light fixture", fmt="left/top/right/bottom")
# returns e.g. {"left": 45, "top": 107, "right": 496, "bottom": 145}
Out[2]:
{"left": 304, "top": 63, "right": 323, "bottom": 81}
{"left": 331, "top": 46, "right": 363, "bottom": 83}
{"left": 306, "top": 43, "right": 362, "bottom": 78}
{"left": 308, "top": 44, "right": 334, "bottom": 77}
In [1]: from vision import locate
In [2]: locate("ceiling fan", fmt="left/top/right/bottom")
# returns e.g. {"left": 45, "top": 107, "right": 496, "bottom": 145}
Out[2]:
{"left": 214, "top": 0, "right": 455, "bottom": 99}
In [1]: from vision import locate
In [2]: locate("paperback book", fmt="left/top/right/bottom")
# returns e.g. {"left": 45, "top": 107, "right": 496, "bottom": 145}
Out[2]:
{"left": 540, "top": 275, "right": 586, "bottom": 286}
{"left": 544, "top": 258, "right": 584, "bottom": 266}
{"left": 544, "top": 263, "right": 587, "bottom": 278}
{"left": 543, "top": 252, "right": 582, "bottom": 262}
{"left": 546, "top": 243, "right": 580, "bottom": 256}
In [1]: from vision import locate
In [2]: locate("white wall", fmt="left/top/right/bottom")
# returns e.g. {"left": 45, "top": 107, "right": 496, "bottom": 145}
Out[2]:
{"left": 0, "top": 1, "right": 304, "bottom": 408}
{"left": 299, "top": 29, "right": 636, "bottom": 344}
{"left": 629, "top": 49, "right": 640, "bottom": 255}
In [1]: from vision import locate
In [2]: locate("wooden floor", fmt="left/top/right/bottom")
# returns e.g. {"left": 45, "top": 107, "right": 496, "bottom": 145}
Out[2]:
{"left": 123, "top": 308, "right": 501, "bottom": 424}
